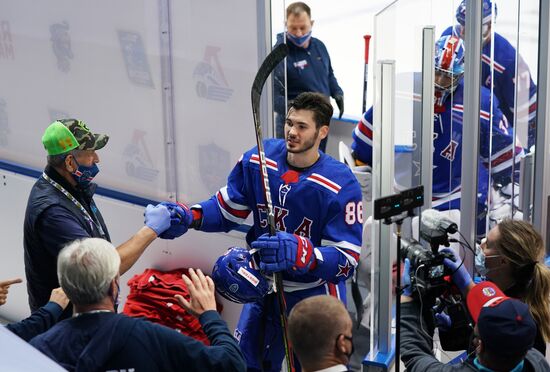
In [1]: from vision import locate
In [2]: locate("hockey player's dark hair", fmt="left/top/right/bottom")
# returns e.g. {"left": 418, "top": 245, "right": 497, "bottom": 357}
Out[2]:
{"left": 289, "top": 92, "right": 333, "bottom": 129}
{"left": 286, "top": 2, "right": 311, "bottom": 19}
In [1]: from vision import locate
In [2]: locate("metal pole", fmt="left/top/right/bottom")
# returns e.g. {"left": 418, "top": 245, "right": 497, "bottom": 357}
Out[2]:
{"left": 372, "top": 60, "right": 396, "bottom": 359}
{"left": 460, "top": 0, "right": 483, "bottom": 272}
{"left": 420, "top": 26, "right": 435, "bottom": 214}
{"left": 159, "top": 0, "right": 178, "bottom": 200}
{"left": 533, "top": 0, "right": 550, "bottom": 247}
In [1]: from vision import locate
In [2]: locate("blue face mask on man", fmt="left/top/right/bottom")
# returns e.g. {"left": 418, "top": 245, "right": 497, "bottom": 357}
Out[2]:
{"left": 71, "top": 158, "right": 99, "bottom": 188}
{"left": 287, "top": 31, "right": 312, "bottom": 48}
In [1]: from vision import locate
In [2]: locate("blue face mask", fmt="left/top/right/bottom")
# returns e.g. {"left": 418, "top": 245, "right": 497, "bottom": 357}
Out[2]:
{"left": 71, "top": 158, "right": 99, "bottom": 187}
{"left": 287, "top": 31, "right": 312, "bottom": 48}
{"left": 475, "top": 240, "right": 501, "bottom": 278}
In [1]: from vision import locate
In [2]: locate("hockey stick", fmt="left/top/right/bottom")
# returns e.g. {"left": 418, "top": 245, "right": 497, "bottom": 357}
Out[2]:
{"left": 350, "top": 34, "right": 372, "bottom": 329}
{"left": 251, "top": 43, "right": 295, "bottom": 372}
{"left": 362, "top": 35, "right": 372, "bottom": 114}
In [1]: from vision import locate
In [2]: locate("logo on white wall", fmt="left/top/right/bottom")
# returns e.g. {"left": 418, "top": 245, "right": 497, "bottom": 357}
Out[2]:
{"left": 50, "top": 21, "right": 73, "bottom": 73}
{"left": 193, "top": 46, "right": 233, "bottom": 102}
{"left": 118, "top": 31, "right": 154, "bottom": 88}
{"left": 123, "top": 130, "right": 159, "bottom": 182}
{"left": 0, "top": 99, "right": 10, "bottom": 146}
{"left": 199, "top": 143, "right": 230, "bottom": 194}
{"left": 0, "top": 21, "right": 15, "bottom": 60}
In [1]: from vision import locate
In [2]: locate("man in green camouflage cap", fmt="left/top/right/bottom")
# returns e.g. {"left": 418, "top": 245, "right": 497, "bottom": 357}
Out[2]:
{"left": 24, "top": 119, "right": 174, "bottom": 319}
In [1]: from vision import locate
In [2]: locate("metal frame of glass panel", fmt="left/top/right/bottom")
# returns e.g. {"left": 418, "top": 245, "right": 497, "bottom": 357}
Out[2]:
{"left": 533, "top": 0, "right": 550, "bottom": 247}
{"left": 420, "top": 26, "right": 435, "bottom": 214}
{"left": 460, "top": 0, "right": 483, "bottom": 272}
{"left": 159, "top": 0, "right": 178, "bottom": 200}
{"left": 364, "top": 60, "right": 396, "bottom": 371}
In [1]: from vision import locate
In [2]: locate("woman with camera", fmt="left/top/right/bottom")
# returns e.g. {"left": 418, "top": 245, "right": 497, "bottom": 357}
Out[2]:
{"left": 475, "top": 219, "right": 550, "bottom": 354}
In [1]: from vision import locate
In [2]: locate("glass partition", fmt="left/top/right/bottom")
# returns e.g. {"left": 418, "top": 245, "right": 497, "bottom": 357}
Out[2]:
{"left": 372, "top": 0, "right": 542, "bottom": 369}
{"left": 478, "top": 0, "right": 539, "bottom": 228}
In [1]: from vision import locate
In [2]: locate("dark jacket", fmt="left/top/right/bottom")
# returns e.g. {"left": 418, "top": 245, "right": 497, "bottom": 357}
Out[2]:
{"left": 400, "top": 301, "right": 550, "bottom": 371}
{"left": 273, "top": 32, "right": 343, "bottom": 116}
{"left": 6, "top": 302, "right": 63, "bottom": 341}
{"left": 29, "top": 310, "right": 246, "bottom": 372}
{"left": 23, "top": 166, "right": 110, "bottom": 316}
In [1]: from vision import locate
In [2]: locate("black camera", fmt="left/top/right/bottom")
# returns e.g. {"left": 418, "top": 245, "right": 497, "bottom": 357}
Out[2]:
{"left": 401, "top": 237, "right": 455, "bottom": 300}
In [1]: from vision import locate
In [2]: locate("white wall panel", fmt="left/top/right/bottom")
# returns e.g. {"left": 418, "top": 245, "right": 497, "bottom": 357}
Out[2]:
{"left": 0, "top": 0, "right": 168, "bottom": 200}
{"left": 171, "top": 0, "right": 262, "bottom": 203}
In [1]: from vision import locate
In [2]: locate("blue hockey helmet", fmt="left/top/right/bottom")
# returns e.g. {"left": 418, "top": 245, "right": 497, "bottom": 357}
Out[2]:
{"left": 212, "top": 247, "right": 271, "bottom": 304}
{"left": 456, "top": 0, "right": 496, "bottom": 26}
{"left": 434, "top": 35, "right": 465, "bottom": 94}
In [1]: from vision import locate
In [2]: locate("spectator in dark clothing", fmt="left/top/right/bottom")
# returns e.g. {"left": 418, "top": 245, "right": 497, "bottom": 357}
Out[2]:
{"left": 288, "top": 295, "right": 353, "bottom": 372}
{"left": 30, "top": 238, "right": 246, "bottom": 372}
{"left": 24, "top": 118, "right": 174, "bottom": 318}
{"left": 401, "top": 280, "right": 550, "bottom": 371}
{"left": 6, "top": 287, "right": 69, "bottom": 341}
{"left": 273, "top": 2, "right": 343, "bottom": 152}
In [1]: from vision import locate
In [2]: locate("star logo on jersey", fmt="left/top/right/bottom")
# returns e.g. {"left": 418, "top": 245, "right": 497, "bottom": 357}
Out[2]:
{"left": 336, "top": 261, "right": 352, "bottom": 278}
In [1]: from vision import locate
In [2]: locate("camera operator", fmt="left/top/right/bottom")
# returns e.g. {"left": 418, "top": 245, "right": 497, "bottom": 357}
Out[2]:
{"left": 400, "top": 256, "right": 550, "bottom": 371}
{"left": 476, "top": 219, "right": 550, "bottom": 355}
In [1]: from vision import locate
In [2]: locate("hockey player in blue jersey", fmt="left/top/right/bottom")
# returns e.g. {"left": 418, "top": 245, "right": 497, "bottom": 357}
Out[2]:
{"left": 442, "top": 0, "right": 537, "bottom": 149}
{"left": 158, "top": 92, "right": 363, "bottom": 371}
{"left": 352, "top": 35, "right": 523, "bottom": 234}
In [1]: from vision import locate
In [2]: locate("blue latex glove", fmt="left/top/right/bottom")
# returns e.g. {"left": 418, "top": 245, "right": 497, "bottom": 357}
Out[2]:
{"left": 252, "top": 232, "right": 316, "bottom": 274}
{"left": 158, "top": 202, "right": 193, "bottom": 239}
{"left": 402, "top": 258, "right": 412, "bottom": 297}
{"left": 434, "top": 311, "right": 452, "bottom": 331}
{"left": 144, "top": 204, "right": 171, "bottom": 235}
{"left": 440, "top": 248, "right": 473, "bottom": 291}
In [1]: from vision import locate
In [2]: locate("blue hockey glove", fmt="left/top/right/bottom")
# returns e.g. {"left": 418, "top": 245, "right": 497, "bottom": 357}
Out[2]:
{"left": 144, "top": 204, "right": 171, "bottom": 236}
{"left": 440, "top": 248, "right": 473, "bottom": 292}
{"left": 158, "top": 202, "right": 193, "bottom": 239}
{"left": 252, "top": 232, "right": 316, "bottom": 274}
{"left": 402, "top": 258, "right": 412, "bottom": 297}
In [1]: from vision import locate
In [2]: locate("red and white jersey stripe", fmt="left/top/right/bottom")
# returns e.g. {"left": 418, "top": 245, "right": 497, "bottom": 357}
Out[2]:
{"left": 306, "top": 173, "right": 342, "bottom": 194}
{"left": 322, "top": 239, "right": 360, "bottom": 266}
{"left": 353, "top": 116, "right": 373, "bottom": 146}
{"left": 250, "top": 154, "right": 278, "bottom": 171}
{"left": 215, "top": 186, "right": 250, "bottom": 224}
{"left": 482, "top": 54, "right": 505, "bottom": 73}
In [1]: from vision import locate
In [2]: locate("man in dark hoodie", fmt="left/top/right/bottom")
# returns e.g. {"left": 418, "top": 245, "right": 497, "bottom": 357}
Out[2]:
{"left": 273, "top": 2, "right": 343, "bottom": 152}
{"left": 29, "top": 238, "right": 246, "bottom": 372}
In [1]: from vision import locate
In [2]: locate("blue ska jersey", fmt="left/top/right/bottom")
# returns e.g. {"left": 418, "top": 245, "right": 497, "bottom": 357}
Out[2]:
{"left": 195, "top": 139, "right": 363, "bottom": 291}
{"left": 352, "top": 82, "right": 523, "bottom": 211}
{"left": 443, "top": 26, "right": 537, "bottom": 148}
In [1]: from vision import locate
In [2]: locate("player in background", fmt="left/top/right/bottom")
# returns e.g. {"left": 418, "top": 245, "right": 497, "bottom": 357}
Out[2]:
{"left": 155, "top": 92, "right": 362, "bottom": 372}
{"left": 273, "top": 2, "right": 344, "bottom": 153}
{"left": 351, "top": 35, "right": 523, "bottom": 236}
{"left": 442, "top": 0, "right": 537, "bottom": 150}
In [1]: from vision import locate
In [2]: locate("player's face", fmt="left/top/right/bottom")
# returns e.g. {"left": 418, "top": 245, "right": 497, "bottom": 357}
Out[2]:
{"left": 284, "top": 109, "right": 326, "bottom": 154}
{"left": 457, "top": 23, "right": 492, "bottom": 45}
{"left": 434, "top": 70, "right": 453, "bottom": 91}
{"left": 286, "top": 12, "right": 313, "bottom": 37}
